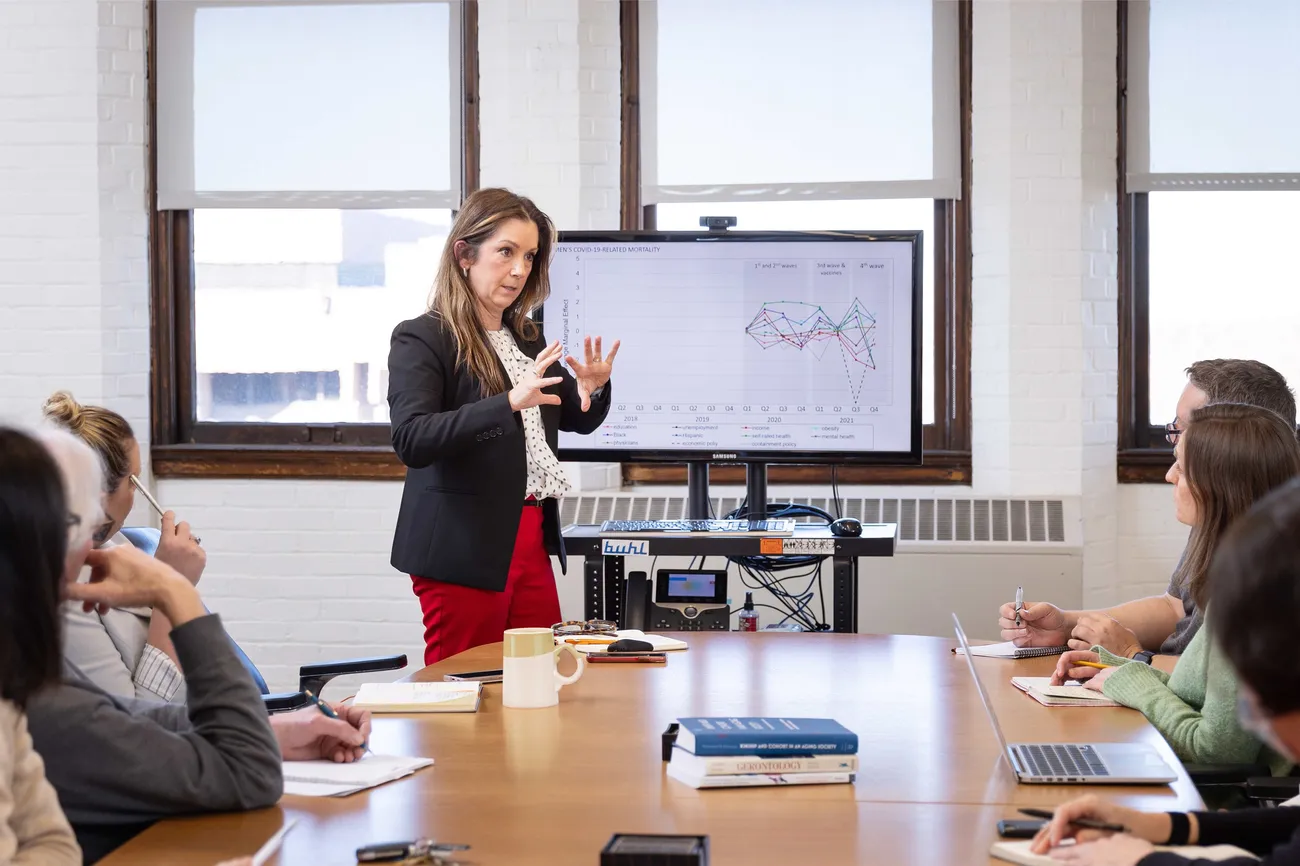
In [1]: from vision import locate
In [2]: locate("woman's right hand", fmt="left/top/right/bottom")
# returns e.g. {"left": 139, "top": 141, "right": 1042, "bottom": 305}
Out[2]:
{"left": 1050, "top": 650, "right": 1103, "bottom": 685}
{"left": 65, "top": 545, "right": 206, "bottom": 627}
{"left": 155, "top": 510, "right": 207, "bottom": 585}
{"left": 1030, "top": 795, "right": 1171, "bottom": 854}
{"left": 508, "top": 340, "right": 564, "bottom": 412}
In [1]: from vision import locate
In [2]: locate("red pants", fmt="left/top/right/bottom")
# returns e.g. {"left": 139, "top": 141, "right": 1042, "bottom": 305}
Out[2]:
{"left": 410, "top": 503, "right": 561, "bottom": 667}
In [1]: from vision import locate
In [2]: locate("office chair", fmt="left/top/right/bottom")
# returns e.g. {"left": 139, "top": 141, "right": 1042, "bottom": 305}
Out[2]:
{"left": 120, "top": 527, "right": 408, "bottom": 713}
{"left": 1185, "top": 763, "right": 1300, "bottom": 809}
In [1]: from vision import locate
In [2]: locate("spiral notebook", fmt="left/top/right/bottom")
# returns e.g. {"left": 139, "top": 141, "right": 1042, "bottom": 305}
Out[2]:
{"left": 952, "top": 641, "right": 1068, "bottom": 659}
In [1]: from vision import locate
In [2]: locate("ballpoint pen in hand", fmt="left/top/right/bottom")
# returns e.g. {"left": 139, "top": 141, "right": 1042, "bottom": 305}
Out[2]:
{"left": 303, "top": 689, "right": 371, "bottom": 756}
{"left": 1015, "top": 585, "right": 1024, "bottom": 628}
{"left": 129, "top": 474, "right": 166, "bottom": 518}
{"left": 1018, "top": 807, "right": 1127, "bottom": 833}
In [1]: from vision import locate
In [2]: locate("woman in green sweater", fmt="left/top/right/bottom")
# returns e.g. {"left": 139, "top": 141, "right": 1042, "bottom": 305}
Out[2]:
{"left": 1052, "top": 402, "right": 1300, "bottom": 771}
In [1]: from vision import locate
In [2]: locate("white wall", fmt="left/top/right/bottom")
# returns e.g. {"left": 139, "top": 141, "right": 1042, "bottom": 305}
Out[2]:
{"left": 0, "top": 0, "right": 1191, "bottom": 694}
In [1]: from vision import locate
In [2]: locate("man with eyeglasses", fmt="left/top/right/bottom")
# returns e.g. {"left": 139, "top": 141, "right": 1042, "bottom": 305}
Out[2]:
{"left": 997, "top": 359, "right": 1296, "bottom": 670}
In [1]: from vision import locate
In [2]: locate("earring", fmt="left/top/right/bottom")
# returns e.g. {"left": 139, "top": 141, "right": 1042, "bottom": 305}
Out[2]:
{"left": 461, "top": 267, "right": 468, "bottom": 278}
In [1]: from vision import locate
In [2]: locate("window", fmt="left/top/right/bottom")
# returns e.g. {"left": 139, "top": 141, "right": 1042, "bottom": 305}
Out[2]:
{"left": 624, "top": 0, "right": 971, "bottom": 484}
{"left": 150, "top": 1, "right": 477, "bottom": 476}
{"left": 1120, "top": 1, "right": 1300, "bottom": 480}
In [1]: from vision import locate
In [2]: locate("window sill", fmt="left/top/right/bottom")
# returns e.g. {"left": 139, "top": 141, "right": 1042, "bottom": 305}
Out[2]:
{"left": 1118, "top": 448, "right": 1173, "bottom": 484}
{"left": 152, "top": 444, "right": 405, "bottom": 480}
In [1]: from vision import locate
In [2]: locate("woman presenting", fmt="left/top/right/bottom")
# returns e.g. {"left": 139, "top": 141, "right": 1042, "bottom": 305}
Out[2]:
{"left": 388, "top": 188, "right": 619, "bottom": 665}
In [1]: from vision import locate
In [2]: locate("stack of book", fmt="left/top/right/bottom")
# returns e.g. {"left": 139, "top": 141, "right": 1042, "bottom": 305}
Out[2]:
{"left": 666, "top": 716, "right": 858, "bottom": 789}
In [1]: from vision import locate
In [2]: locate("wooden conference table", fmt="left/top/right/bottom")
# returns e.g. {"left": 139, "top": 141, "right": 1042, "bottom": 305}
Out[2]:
{"left": 103, "top": 633, "right": 1203, "bottom": 865}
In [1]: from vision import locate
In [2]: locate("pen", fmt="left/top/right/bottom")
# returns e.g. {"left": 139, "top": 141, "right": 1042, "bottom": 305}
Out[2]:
{"left": 1014, "top": 586, "right": 1023, "bottom": 628}
{"left": 1075, "top": 660, "right": 1114, "bottom": 670}
{"left": 303, "top": 689, "right": 370, "bottom": 755}
{"left": 251, "top": 818, "right": 297, "bottom": 866}
{"left": 129, "top": 474, "right": 165, "bottom": 518}
{"left": 564, "top": 638, "right": 616, "bottom": 645}
{"left": 1018, "top": 807, "right": 1127, "bottom": 833}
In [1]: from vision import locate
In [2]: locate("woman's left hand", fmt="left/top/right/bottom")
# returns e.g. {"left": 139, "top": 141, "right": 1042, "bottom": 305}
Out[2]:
{"left": 565, "top": 335, "right": 620, "bottom": 411}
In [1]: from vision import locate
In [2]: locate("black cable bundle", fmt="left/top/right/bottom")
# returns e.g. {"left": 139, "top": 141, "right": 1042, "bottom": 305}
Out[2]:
{"left": 723, "top": 500, "right": 833, "bottom": 632}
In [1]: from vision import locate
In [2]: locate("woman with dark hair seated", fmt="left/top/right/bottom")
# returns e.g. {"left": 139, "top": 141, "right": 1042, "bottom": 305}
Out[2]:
{"left": 0, "top": 427, "right": 82, "bottom": 864}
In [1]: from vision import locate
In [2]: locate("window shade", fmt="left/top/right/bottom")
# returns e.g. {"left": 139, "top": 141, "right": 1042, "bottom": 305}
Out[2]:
{"left": 157, "top": 0, "right": 462, "bottom": 210}
{"left": 1127, "top": 0, "right": 1300, "bottom": 192}
{"left": 639, "top": 0, "right": 961, "bottom": 204}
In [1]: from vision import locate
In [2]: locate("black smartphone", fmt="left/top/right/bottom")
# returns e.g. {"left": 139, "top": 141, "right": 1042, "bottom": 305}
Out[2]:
{"left": 443, "top": 669, "right": 504, "bottom": 683}
{"left": 996, "top": 818, "right": 1045, "bottom": 838}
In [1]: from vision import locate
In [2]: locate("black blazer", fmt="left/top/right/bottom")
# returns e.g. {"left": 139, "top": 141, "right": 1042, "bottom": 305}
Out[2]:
{"left": 387, "top": 312, "right": 612, "bottom": 591}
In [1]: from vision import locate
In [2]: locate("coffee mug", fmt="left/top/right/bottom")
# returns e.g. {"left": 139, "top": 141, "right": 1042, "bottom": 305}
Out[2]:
{"left": 502, "top": 627, "right": 585, "bottom": 709}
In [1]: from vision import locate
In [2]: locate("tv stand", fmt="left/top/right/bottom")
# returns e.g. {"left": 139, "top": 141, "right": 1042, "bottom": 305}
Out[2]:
{"left": 684, "top": 461, "right": 769, "bottom": 522}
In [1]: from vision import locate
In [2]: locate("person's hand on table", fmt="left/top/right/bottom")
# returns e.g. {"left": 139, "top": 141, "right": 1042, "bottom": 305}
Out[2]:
{"left": 272, "top": 704, "right": 372, "bottom": 763}
{"left": 1031, "top": 795, "right": 1172, "bottom": 855}
{"left": 1050, "top": 650, "right": 1104, "bottom": 686}
{"left": 1049, "top": 835, "right": 1156, "bottom": 865}
{"left": 1069, "top": 612, "right": 1141, "bottom": 657}
{"left": 999, "top": 601, "right": 1070, "bottom": 647}
{"left": 564, "top": 334, "right": 619, "bottom": 412}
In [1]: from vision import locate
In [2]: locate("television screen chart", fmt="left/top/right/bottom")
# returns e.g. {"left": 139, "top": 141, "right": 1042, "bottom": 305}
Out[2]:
{"left": 545, "top": 232, "right": 920, "bottom": 463}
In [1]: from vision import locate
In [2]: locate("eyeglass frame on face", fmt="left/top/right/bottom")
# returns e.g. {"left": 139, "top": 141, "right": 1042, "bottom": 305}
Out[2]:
{"left": 1165, "top": 420, "right": 1183, "bottom": 445}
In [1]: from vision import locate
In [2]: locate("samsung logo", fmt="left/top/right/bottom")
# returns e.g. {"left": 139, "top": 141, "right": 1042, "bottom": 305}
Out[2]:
{"left": 712, "top": 453, "right": 738, "bottom": 459}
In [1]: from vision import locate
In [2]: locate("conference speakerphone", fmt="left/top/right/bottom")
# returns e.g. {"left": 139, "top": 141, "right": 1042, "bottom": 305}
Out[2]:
{"left": 599, "top": 518, "right": 797, "bottom": 536}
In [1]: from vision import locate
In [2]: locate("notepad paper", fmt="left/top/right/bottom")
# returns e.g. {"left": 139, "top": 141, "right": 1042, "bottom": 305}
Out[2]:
{"left": 1011, "top": 677, "right": 1122, "bottom": 708}
{"left": 953, "top": 641, "right": 1068, "bottom": 659}
{"left": 282, "top": 754, "right": 434, "bottom": 798}
{"left": 562, "top": 629, "right": 689, "bottom": 653}
{"left": 352, "top": 681, "right": 481, "bottom": 713}
{"left": 991, "top": 839, "right": 1257, "bottom": 865}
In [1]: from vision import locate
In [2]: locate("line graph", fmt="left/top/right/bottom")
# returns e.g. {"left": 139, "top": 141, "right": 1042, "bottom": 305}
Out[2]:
{"left": 745, "top": 300, "right": 879, "bottom": 403}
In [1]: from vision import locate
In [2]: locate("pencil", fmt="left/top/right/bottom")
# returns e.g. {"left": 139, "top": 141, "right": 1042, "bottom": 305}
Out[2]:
{"left": 129, "top": 474, "right": 165, "bottom": 517}
{"left": 564, "top": 638, "right": 616, "bottom": 645}
{"left": 1075, "top": 660, "right": 1114, "bottom": 670}
{"left": 1018, "top": 807, "right": 1126, "bottom": 833}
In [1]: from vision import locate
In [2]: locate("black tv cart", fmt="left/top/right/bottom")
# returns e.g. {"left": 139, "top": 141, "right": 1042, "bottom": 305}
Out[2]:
{"left": 561, "top": 522, "right": 897, "bottom": 634}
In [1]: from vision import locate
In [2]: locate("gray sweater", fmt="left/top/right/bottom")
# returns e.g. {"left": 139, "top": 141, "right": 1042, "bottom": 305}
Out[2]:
{"left": 27, "top": 614, "right": 282, "bottom": 863}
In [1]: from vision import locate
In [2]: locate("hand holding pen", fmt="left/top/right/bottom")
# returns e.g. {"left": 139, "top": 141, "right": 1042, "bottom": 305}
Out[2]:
{"left": 1026, "top": 795, "right": 1180, "bottom": 855}
{"left": 1015, "top": 585, "right": 1023, "bottom": 628}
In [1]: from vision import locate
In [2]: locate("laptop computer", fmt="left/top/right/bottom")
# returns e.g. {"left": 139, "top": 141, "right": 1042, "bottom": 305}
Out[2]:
{"left": 952, "top": 613, "right": 1177, "bottom": 785}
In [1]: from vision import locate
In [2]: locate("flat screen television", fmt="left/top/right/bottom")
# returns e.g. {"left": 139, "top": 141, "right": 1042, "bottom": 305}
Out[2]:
{"left": 543, "top": 230, "right": 922, "bottom": 466}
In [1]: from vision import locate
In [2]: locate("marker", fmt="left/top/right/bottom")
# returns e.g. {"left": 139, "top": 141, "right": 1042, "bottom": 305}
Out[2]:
{"left": 1014, "top": 586, "right": 1023, "bottom": 628}
{"left": 303, "top": 689, "right": 370, "bottom": 755}
{"left": 1018, "top": 807, "right": 1127, "bottom": 833}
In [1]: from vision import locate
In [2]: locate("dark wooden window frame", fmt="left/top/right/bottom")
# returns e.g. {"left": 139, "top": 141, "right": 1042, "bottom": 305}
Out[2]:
{"left": 148, "top": 0, "right": 481, "bottom": 479}
{"left": 1116, "top": 1, "right": 1174, "bottom": 483}
{"left": 618, "top": 0, "right": 973, "bottom": 487}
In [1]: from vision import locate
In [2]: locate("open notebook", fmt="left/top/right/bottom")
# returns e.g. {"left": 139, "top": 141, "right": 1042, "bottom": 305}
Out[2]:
{"left": 352, "top": 681, "right": 481, "bottom": 713}
{"left": 1011, "top": 677, "right": 1121, "bottom": 708}
{"left": 953, "top": 641, "right": 1068, "bottom": 659}
{"left": 282, "top": 754, "right": 435, "bottom": 797}
{"left": 558, "top": 630, "right": 689, "bottom": 654}
{"left": 991, "top": 840, "right": 1257, "bottom": 865}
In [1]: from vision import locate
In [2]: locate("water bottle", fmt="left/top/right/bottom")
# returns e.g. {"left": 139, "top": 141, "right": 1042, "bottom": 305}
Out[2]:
{"left": 738, "top": 592, "right": 759, "bottom": 632}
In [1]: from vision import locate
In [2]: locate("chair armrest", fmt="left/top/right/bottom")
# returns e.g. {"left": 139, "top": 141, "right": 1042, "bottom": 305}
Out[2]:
{"left": 1246, "top": 776, "right": 1300, "bottom": 802}
{"left": 298, "top": 654, "right": 408, "bottom": 698}
{"left": 263, "top": 692, "right": 310, "bottom": 713}
{"left": 1184, "top": 763, "right": 1272, "bottom": 785}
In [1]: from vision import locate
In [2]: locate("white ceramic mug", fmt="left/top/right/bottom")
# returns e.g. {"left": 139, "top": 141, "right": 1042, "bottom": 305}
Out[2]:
{"left": 502, "top": 627, "right": 585, "bottom": 709}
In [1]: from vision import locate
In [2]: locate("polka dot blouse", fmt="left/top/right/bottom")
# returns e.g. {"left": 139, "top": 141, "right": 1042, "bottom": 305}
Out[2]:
{"left": 487, "top": 329, "right": 571, "bottom": 501}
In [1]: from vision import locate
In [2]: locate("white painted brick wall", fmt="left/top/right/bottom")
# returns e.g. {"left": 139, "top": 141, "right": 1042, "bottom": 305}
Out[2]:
{"left": 0, "top": 0, "right": 1193, "bottom": 696}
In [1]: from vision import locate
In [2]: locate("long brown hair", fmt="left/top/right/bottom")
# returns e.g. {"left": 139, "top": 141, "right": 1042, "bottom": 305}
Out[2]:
{"left": 429, "top": 188, "right": 556, "bottom": 397}
{"left": 42, "top": 390, "right": 135, "bottom": 494}
{"left": 1176, "top": 402, "right": 1300, "bottom": 610}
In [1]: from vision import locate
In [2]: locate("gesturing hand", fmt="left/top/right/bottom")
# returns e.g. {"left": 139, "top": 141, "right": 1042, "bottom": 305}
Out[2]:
{"left": 508, "top": 340, "right": 564, "bottom": 412}
{"left": 1069, "top": 612, "right": 1141, "bottom": 658}
{"left": 565, "top": 335, "right": 620, "bottom": 412}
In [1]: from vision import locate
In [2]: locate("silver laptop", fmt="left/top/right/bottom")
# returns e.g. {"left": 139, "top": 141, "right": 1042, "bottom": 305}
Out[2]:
{"left": 953, "top": 613, "right": 1177, "bottom": 785}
